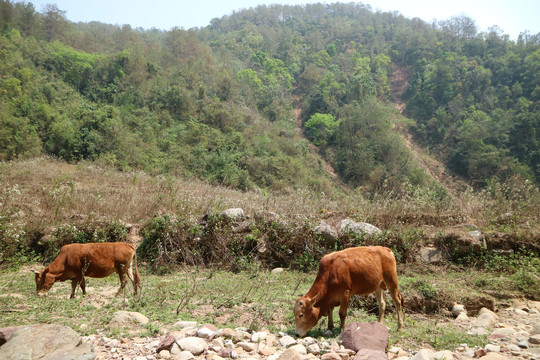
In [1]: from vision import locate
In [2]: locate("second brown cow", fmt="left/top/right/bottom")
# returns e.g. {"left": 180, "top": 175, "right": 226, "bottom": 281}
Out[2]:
{"left": 32, "top": 242, "right": 141, "bottom": 298}
{"left": 294, "top": 246, "right": 404, "bottom": 336}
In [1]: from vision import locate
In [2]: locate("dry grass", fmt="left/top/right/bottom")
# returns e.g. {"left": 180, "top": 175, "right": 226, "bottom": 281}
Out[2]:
{"left": 1, "top": 156, "right": 539, "bottom": 269}
{"left": 2, "top": 157, "right": 538, "bottom": 228}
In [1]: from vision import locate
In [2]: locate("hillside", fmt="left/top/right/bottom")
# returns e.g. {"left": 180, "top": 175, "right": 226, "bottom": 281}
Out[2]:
{"left": 0, "top": 1, "right": 538, "bottom": 194}
{"left": 1, "top": 4, "right": 540, "bottom": 357}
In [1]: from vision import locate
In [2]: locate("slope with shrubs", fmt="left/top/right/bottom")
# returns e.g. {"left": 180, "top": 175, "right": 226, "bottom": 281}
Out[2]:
{"left": 0, "top": 3, "right": 539, "bottom": 305}
{"left": 1, "top": 2, "right": 538, "bottom": 193}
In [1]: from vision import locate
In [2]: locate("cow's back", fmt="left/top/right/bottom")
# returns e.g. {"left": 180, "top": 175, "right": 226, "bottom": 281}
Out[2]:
{"left": 320, "top": 246, "right": 396, "bottom": 296}
{"left": 62, "top": 242, "right": 135, "bottom": 278}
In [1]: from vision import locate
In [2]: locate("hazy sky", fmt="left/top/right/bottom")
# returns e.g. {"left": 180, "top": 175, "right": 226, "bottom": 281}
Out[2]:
{"left": 29, "top": 0, "right": 539, "bottom": 40}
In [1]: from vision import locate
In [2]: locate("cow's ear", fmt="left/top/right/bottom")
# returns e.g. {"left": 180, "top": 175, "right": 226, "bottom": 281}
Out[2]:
{"left": 308, "top": 293, "right": 320, "bottom": 308}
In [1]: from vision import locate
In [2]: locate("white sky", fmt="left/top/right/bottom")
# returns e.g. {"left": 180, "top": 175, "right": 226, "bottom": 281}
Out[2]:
{"left": 29, "top": 0, "right": 539, "bottom": 40}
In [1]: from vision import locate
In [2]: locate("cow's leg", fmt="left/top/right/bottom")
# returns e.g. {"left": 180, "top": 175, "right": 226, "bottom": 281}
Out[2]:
{"left": 125, "top": 262, "right": 137, "bottom": 295}
{"left": 339, "top": 289, "right": 351, "bottom": 331}
{"left": 327, "top": 306, "right": 334, "bottom": 330}
{"left": 388, "top": 285, "right": 404, "bottom": 330}
{"left": 116, "top": 264, "right": 127, "bottom": 297}
{"left": 79, "top": 276, "right": 86, "bottom": 295}
{"left": 375, "top": 287, "right": 386, "bottom": 323}
{"left": 70, "top": 279, "right": 78, "bottom": 299}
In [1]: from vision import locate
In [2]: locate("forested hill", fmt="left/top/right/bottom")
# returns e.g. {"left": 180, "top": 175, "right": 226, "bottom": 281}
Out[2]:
{"left": 1, "top": 1, "right": 539, "bottom": 193}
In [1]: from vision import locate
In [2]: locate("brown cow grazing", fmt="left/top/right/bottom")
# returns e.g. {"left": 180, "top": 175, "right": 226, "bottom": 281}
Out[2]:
{"left": 294, "top": 246, "right": 404, "bottom": 337}
{"left": 32, "top": 242, "right": 141, "bottom": 298}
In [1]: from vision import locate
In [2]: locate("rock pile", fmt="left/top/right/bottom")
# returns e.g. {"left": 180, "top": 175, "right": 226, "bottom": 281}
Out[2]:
{"left": 1, "top": 301, "right": 539, "bottom": 360}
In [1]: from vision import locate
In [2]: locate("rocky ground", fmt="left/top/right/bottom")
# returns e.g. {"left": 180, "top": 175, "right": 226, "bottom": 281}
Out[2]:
{"left": 1, "top": 299, "right": 539, "bottom": 360}
{"left": 79, "top": 300, "right": 540, "bottom": 360}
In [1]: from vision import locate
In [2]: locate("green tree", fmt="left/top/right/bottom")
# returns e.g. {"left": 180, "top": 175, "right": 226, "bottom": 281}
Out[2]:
{"left": 304, "top": 113, "right": 338, "bottom": 146}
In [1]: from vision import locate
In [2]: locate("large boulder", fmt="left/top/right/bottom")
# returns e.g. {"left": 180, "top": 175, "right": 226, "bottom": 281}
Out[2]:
{"left": 417, "top": 247, "right": 446, "bottom": 264}
{"left": 0, "top": 324, "right": 95, "bottom": 360}
{"left": 314, "top": 221, "right": 339, "bottom": 243}
{"left": 437, "top": 228, "right": 486, "bottom": 254}
{"left": 0, "top": 326, "right": 21, "bottom": 346}
{"left": 109, "top": 311, "right": 149, "bottom": 326}
{"left": 220, "top": 208, "right": 245, "bottom": 220}
{"left": 340, "top": 219, "right": 382, "bottom": 236}
{"left": 472, "top": 308, "right": 499, "bottom": 329}
{"left": 341, "top": 322, "right": 388, "bottom": 353}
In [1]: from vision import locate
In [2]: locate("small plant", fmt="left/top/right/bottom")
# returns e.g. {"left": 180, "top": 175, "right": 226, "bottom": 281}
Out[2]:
{"left": 415, "top": 280, "right": 437, "bottom": 300}
{"left": 142, "top": 322, "right": 162, "bottom": 337}
{"left": 290, "top": 252, "right": 317, "bottom": 272}
{"left": 511, "top": 269, "right": 540, "bottom": 299}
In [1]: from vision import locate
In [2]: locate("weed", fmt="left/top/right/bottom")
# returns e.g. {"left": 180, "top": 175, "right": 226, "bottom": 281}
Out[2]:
{"left": 142, "top": 322, "right": 162, "bottom": 337}
{"left": 390, "top": 319, "right": 487, "bottom": 350}
{"left": 511, "top": 269, "right": 540, "bottom": 299}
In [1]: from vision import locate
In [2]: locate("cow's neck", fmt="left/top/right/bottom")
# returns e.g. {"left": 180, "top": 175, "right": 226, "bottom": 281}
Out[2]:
{"left": 46, "top": 254, "right": 71, "bottom": 281}
{"left": 306, "top": 282, "right": 327, "bottom": 303}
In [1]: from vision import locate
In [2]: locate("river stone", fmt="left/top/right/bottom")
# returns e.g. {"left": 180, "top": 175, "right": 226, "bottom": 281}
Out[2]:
{"left": 109, "top": 311, "right": 149, "bottom": 326}
{"left": 486, "top": 344, "right": 501, "bottom": 352}
{"left": 252, "top": 331, "right": 267, "bottom": 342}
{"left": 0, "top": 324, "right": 95, "bottom": 360}
{"left": 209, "top": 338, "right": 224, "bottom": 352}
{"left": 177, "top": 351, "right": 196, "bottom": 360}
{"left": 159, "top": 349, "right": 171, "bottom": 359}
{"left": 479, "top": 308, "right": 498, "bottom": 317}
{"left": 452, "top": 304, "right": 467, "bottom": 317}
{"left": 529, "top": 334, "right": 540, "bottom": 344}
{"left": 490, "top": 328, "right": 515, "bottom": 337}
{"left": 321, "top": 353, "right": 342, "bottom": 360}
{"left": 477, "top": 353, "right": 508, "bottom": 360}
{"left": 515, "top": 308, "right": 528, "bottom": 316}
{"left": 277, "top": 348, "right": 303, "bottom": 360}
{"left": 279, "top": 335, "right": 297, "bottom": 347}
{"left": 431, "top": 350, "right": 454, "bottom": 359}
{"left": 259, "top": 344, "right": 276, "bottom": 356}
{"left": 157, "top": 334, "right": 176, "bottom": 352}
{"left": 353, "top": 349, "right": 388, "bottom": 360}
{"left": 473, "top": 311, "right": 498, "bottom": 328}
{"left": 177, "top": 337, "right": 208, "bottom": 355}
{"left": 289, "top": 344, "right": 307, "bottom": 355}
{"left": 197, "top": 326, "right": 216, "bottom": 339}
{"left": 237, "top": 341, "right": 257, "bottom": 352}
{"left": 220, "top": 328, "right": 240, "bottom": 341}
{"left": 410, "top": 349, "right": 432, "bottom": 360}
{"left": 174, "top": 321, "right": 198, "bottom": 329}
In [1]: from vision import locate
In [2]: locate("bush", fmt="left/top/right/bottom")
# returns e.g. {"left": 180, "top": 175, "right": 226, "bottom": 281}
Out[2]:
{"left": 137, "top": 215, "right": 204, "bottom": 272}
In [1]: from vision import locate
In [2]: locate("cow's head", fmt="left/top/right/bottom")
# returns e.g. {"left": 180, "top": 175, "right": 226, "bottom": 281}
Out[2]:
{"left": 31, "top": 269, "right": 54, "bottom": 296}
{"left": 293, "top": 293, "right": 320, "bottom": 337}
